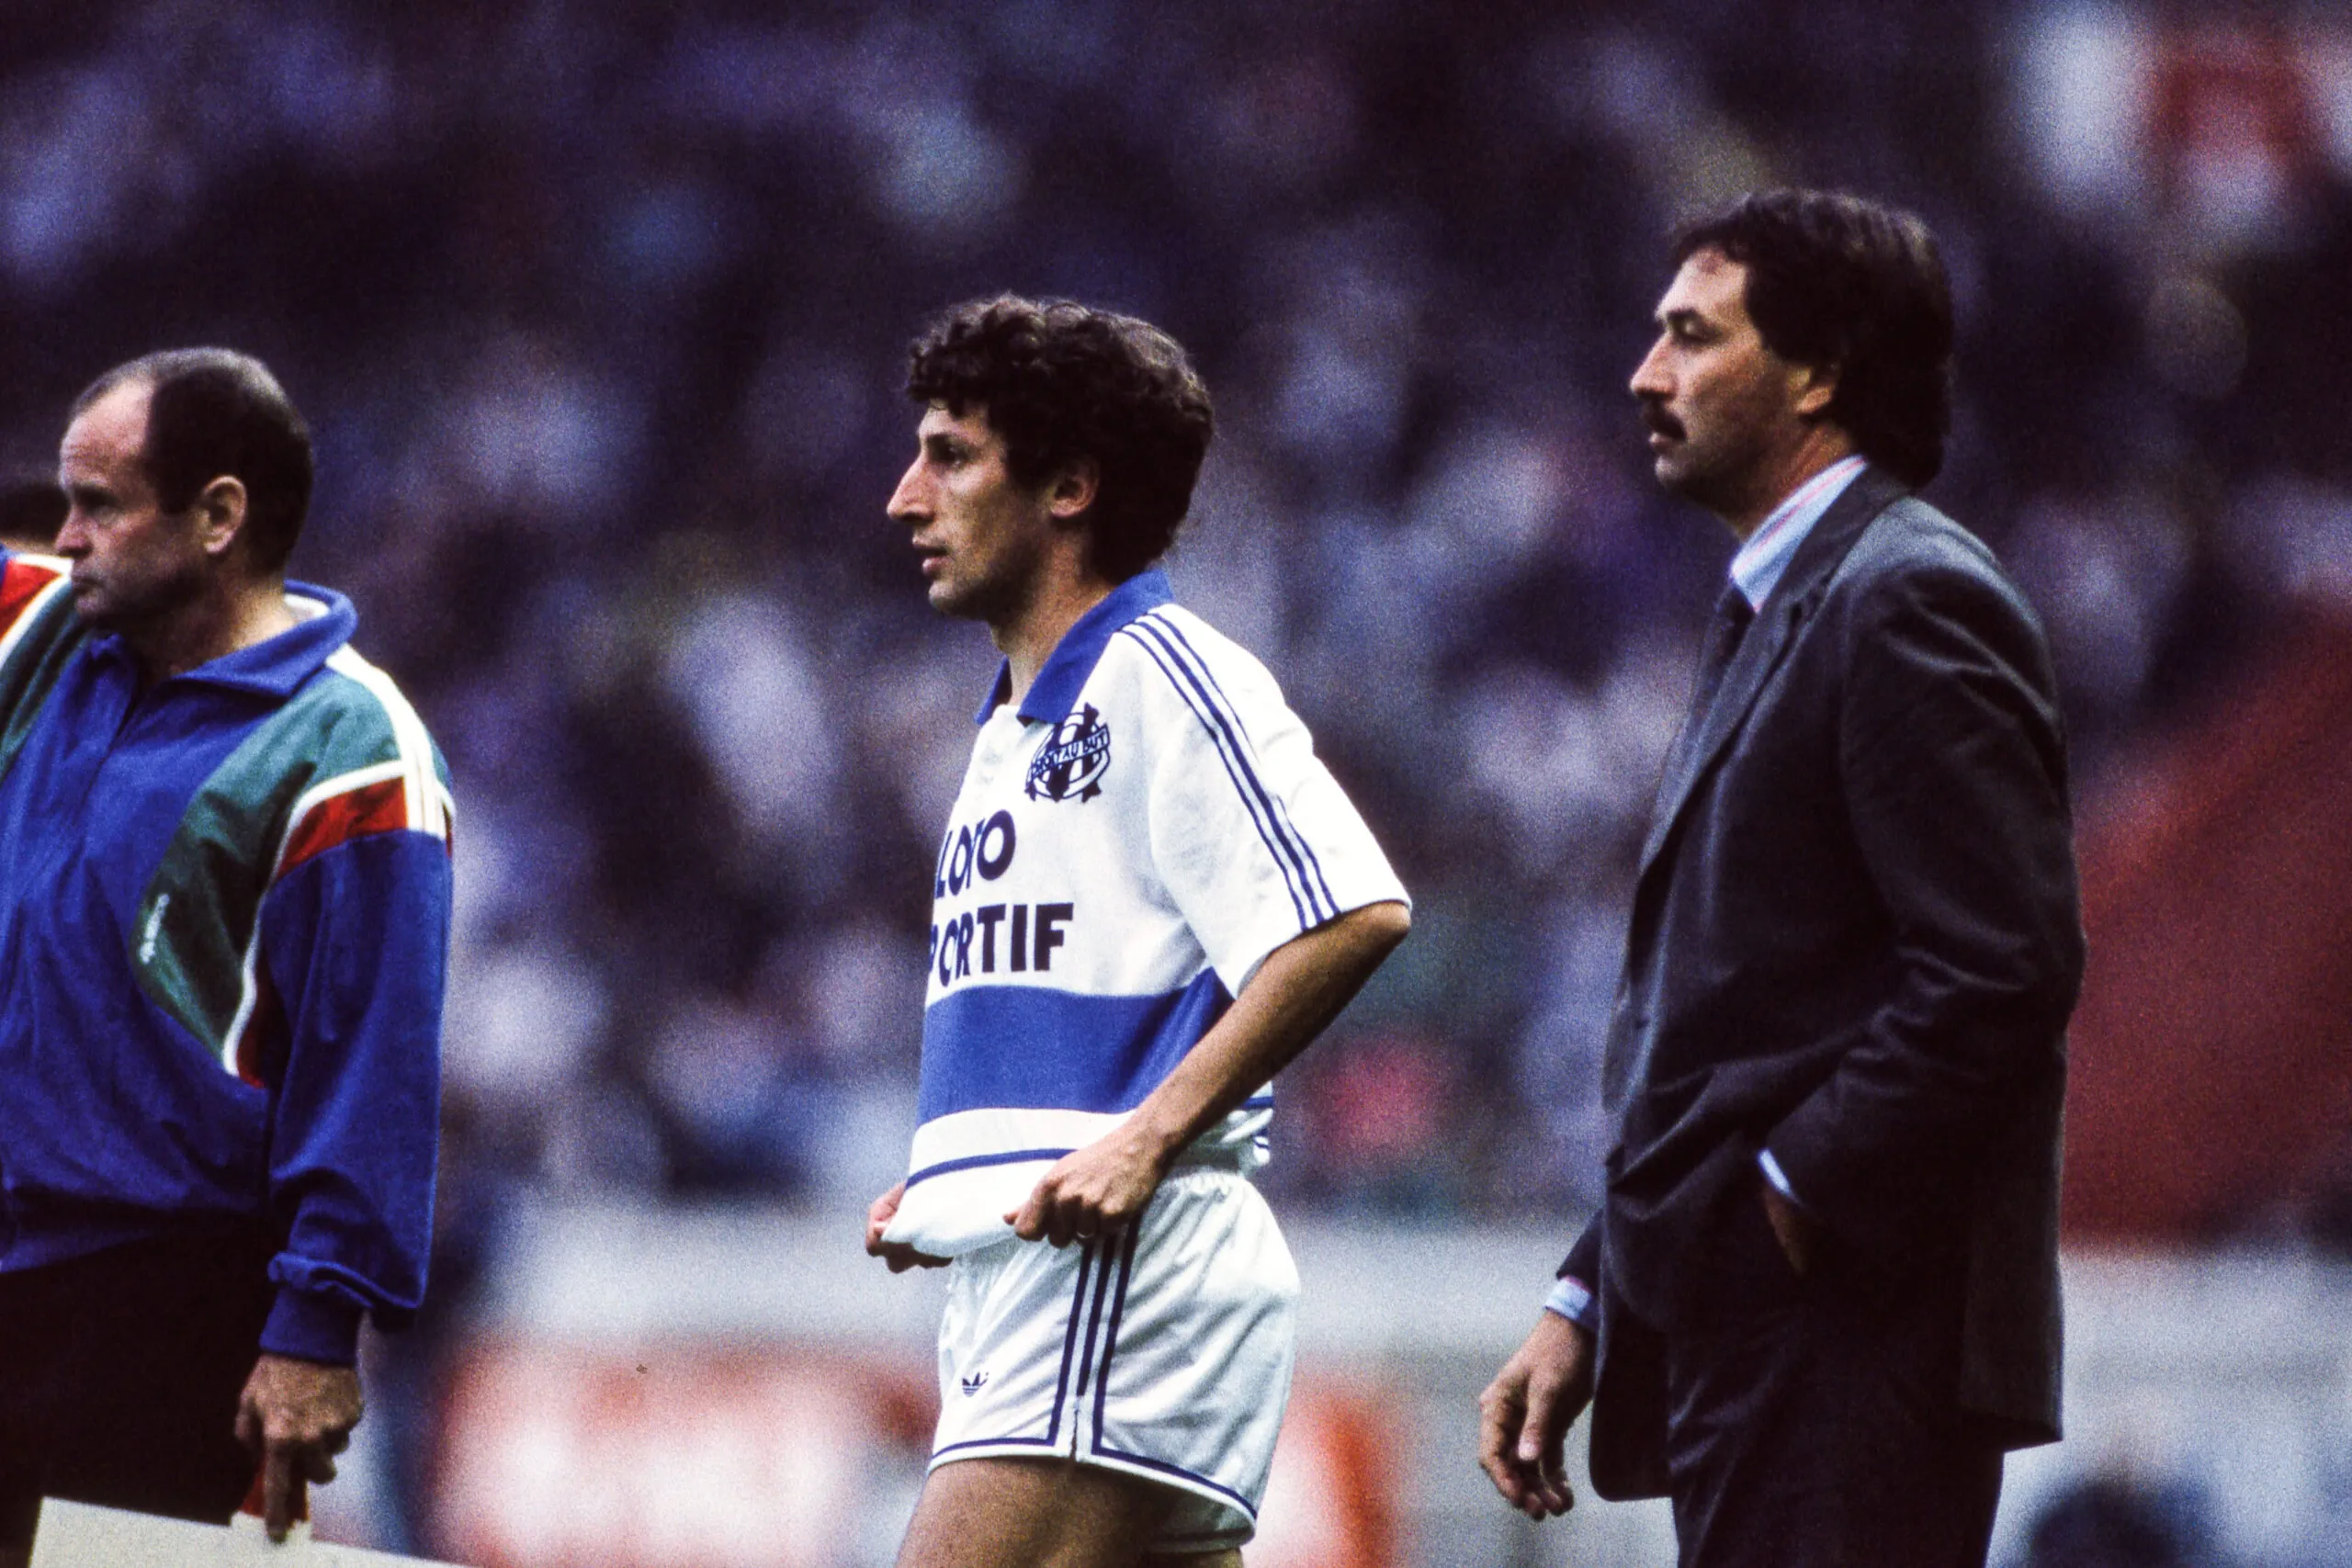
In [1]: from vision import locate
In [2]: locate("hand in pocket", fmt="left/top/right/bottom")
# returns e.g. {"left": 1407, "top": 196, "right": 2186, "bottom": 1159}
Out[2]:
{"left": 1760, "top": 1177, "right": 1822, "bottom": 1277}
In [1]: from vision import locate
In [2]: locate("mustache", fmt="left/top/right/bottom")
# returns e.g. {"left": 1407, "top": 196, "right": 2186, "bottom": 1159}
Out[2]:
{"left": 1638, "top": 398, "right": 1684, "bottom": 441}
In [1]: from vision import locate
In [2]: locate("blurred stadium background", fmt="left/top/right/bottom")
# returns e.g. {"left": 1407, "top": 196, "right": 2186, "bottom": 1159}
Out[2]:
{"left": 4, "top": 2, "right": 2350, "bottom": 1564}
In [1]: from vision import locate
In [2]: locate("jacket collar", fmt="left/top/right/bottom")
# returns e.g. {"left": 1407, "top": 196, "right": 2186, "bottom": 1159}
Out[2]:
{"left": 1746, "top": 464, "right": 1906, "bottom": 623}
{"left": 93, "top": 582, "right": 358, "bottom": 698}
{"left": 1634, "top": 466, "right": 1908, "bottom": 881}
{"left": 1730, "top": 454, "right": 1868, "bottom": 611}
{"left": 975, "top": 569, "right": 1175, "bottom": 727}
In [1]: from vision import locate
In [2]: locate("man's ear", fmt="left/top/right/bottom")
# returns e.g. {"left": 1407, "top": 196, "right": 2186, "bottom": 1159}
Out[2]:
{"left": 1792, "top": 361, "right": 1840, "bottom": 421}
{"left": 191, "top": 476, "right": 250, "bottom": 560}
{"left": 1046, "top": 457, "right": 1100, "bottom": 524}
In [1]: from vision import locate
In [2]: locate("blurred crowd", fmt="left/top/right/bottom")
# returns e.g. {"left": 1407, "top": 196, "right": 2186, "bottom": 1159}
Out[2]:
{"left": 5, "top": 0, "right": 2350, "bottom": 1257}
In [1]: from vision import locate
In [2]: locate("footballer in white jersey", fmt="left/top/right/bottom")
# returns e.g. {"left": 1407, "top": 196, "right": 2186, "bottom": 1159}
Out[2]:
{"left": 867, "top": 296, "right": 1409, "bottom": 1568}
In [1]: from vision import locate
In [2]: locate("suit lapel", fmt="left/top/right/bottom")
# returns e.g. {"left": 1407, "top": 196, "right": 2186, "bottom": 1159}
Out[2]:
{"left": 1634, "top": 467, "right": 1908, "bottom": 882}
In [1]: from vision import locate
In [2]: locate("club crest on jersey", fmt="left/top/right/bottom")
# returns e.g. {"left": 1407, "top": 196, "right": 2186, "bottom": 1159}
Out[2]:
{"left": 1026, "top": 705, "right": 1112, "bottom": 802}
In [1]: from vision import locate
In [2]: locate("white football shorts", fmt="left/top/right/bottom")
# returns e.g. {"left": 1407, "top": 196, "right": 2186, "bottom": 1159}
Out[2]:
{"left": 927, "top": 1166, "right": 1301, "bottom": 1551}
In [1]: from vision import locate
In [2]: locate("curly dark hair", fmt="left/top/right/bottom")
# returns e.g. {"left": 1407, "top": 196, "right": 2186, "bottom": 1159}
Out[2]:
{"left": 1675, "top": 189, "right": 1954, "bottom": 488}
{"left": 74, "top": 348, "right": 314, "bottom": 572}
{"left": 905, "top": 296, "right": 1215, "bottom": 581}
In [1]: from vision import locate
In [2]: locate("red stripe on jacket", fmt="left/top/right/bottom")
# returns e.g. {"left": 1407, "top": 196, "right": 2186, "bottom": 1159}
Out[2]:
{"left": 280, "top": 777, "right": 412, "bottom": 879}
{"left": 234, "top": 960, "right": 288, "bottom": 1089}
{"left": 0, "top": 558, "right": 64, "bottom": 633}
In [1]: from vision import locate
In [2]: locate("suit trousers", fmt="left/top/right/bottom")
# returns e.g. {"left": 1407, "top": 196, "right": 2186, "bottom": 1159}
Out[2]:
{"left": 1645, "top": 1179, "right": 2004, "bottom": 1568}
{"left": 0, "top": 1227, "right": 279, "bottom": 1550}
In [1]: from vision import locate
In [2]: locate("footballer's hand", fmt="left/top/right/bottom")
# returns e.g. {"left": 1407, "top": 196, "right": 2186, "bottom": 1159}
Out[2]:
{"left": 235, "top": 1353, "right": 362, "bottom": 1541}
{"left": 1478, "top": 1311, "right": 1594, "bottom": 1521}
{"left": 1007, "top": 1125, "right": 1167, "bottom": 1247}
{"left": 865, "top": 1181, "right": 950, "bottom": 1273}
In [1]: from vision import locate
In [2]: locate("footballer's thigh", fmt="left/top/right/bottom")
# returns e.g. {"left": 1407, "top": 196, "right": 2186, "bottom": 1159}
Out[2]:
{"left": 895, "top": 1455, "right": 1172, "bottom": 1568}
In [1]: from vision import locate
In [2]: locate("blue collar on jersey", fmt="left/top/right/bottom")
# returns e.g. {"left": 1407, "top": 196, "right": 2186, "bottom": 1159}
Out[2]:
{"left": 975, "top": 568, "right": 1175, "bottom": 727}
{"left": 86, "top": 582, "right": 358, "bottom": 697}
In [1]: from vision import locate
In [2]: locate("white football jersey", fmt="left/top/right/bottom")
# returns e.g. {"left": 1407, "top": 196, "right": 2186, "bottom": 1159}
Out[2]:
{"left": 883, "top": 570, "right": 1408, "bottom": 1257}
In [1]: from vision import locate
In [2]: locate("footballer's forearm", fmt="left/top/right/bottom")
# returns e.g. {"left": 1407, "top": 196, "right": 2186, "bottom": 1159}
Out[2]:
{"left": 1125, "top": 899, "right": 1411, "bottom": 1168}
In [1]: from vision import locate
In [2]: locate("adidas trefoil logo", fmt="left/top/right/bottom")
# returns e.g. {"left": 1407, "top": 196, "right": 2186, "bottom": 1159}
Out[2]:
{"left": 959, "top": 1370, "right": 989, "bottom": 1396}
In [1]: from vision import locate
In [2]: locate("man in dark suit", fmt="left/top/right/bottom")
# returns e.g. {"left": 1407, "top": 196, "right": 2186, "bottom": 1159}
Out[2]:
{"left": 1478, "top": 190, "right": 2084, "bottom": 1565}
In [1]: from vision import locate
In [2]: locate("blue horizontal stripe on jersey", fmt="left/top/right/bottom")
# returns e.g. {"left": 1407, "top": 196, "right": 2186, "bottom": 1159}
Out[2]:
{"left": 917, "top": 971, "right": 1234, "bottom": 1122}
{"left": 904, "top": 1146, "right": 1078, "bottom": 1188}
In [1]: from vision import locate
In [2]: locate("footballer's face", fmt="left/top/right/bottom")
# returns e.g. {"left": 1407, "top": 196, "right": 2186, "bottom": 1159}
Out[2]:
{"left": 888, "top": 403, "right": 1061, "bottom": 626}
{"left": 55, "top": 381, "right": 211, "bottom": 634}
{"left": 1630, "top": 247, "right": 1829, "bottom": 529}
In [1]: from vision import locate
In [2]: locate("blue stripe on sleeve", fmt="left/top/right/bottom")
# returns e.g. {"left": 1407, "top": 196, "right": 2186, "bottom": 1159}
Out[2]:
{"left": 917, "top": 971, "right": 1234, "bottom": 1122}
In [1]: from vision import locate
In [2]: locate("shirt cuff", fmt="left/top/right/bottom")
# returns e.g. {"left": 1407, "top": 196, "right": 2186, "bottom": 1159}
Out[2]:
{"left": 260, "top": 1286, "right": 364, "bottom": 1366}
{"left": 1758, "top": 1147, "right": 1810, "bottom": 1213}
{"left": 1544, "top": 1274, "right": 1596, "bottom": 1330}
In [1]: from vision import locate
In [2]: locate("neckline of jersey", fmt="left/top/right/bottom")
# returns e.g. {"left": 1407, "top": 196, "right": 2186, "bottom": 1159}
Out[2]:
{"left": 974, "top": 568, "right": 1176, "bottom": 727}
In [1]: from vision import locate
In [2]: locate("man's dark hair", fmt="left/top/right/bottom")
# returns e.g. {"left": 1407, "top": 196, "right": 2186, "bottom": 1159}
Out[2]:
{"left": 1675, "top": 189, "right": 1954, "bottom": 488}
{"left": 74, "top": 348, "right": 314, "bottom": 572}
{"left": 906, "top": 296, "right": 1215, "bottom": 581}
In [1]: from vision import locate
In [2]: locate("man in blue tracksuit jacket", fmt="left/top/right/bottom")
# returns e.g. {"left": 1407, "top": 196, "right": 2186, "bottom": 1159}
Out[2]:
{"left": 0, "top": 350, "right": 451, "bottom": 1556}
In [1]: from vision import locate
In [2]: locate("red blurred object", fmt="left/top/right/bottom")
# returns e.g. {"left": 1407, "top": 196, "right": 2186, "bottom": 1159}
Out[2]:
{"left": 433, "top": 1340, "right": 933, "bottom": 1568}
{"left": 1317, "top": 1032, "right": 1449, "bottom": 1170}
{"left": 431, "top": 1338, "right": 1397, "bottom": 1568}
{"left": 238, "top": 1467, "right": 308, "bottom": 1527}
{"left": 2147, "top": 19, "right": 2325, "bottom": 199}
{"left": 1250, "top": 1375, "right": 1399, "bottom": 1568}
{"left": 2064, "top": 611, "right": 2352, "bottom": 1239}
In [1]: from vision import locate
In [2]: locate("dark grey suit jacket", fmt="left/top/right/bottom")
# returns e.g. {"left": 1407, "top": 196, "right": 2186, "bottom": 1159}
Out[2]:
{"left": 1561, "top": 468, "right": 2084, "bottom": 1499}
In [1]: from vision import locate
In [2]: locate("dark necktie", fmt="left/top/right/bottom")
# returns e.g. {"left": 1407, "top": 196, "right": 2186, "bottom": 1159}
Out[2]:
{"left": 1690, "top": 581, "right": 1756, "bottom": 722}
{"left": 1652, "top": 582, "right": 1756, "bottom": 810}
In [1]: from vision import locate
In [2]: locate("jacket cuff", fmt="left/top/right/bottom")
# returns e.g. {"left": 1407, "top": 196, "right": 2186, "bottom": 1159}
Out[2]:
{"left": 260, "top": 1286, "right": 363, "bottom": 1366}
{"left": 1544, "top": 1275, "right": 1597, "bottom": 1329}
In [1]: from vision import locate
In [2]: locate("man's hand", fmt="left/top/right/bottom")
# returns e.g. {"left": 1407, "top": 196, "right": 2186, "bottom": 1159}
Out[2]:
{"left": 1478, "top": 1311, "right": 1595, "bottom": 1521}
{"left": 1760, "top": 1177, "right": 1823, "bottom": 1277}
{"left": 865, "top": 1181, "right": 951, "bottom": 1273}
{"left": 234, "top": 1353, "right": 362, "bottom": 1542}
{"left": 1006, "top": 1122, "right": 1168, "bottom": 1247}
